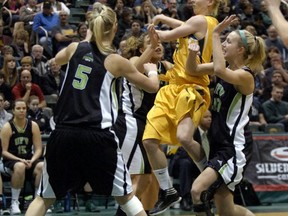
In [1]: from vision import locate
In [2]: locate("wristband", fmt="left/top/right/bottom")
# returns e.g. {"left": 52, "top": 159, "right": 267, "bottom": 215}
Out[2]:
{"left": 148, "top": 70, "right": 158, "bottom": 77}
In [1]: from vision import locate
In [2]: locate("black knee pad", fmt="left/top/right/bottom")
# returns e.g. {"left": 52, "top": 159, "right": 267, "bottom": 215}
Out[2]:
{"left": 193, "top": 203, "right": 214, "bottom": 216}
{"left": 200, "top": 176, "right": 223, "bottom": 203}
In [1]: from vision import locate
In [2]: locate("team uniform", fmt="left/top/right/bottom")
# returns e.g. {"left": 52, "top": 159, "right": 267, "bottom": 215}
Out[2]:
{"left": 3, "top": 119, "right": 41, "bottom": 179}
{"left": 208, "top": 67, "right": 254, "bottom": 191}
{"left": 143, "top": 16, "right": 218, "bottom": 145}
{"left": 39, "top": 41, "right": 132, "bottom": 199}
{"left": 114, "top": 62, "right": 167, "bottom": 174}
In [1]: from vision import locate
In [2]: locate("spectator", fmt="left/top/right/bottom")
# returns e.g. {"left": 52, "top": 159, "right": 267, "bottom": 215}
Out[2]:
{"left": 74, "top": 22, "right": 88, "bottom": 42}
{"left": 123, "top": 19, "right": 144, "bottom": 39}
{"left": 238, "top": 1, "right": 256, "bottom": 27}
{"left": 115, "top": 7, "right": 133, "bottom": 46}
{"left": 136, "top": 0, "right": 156, "bottom": 27}
{"left": 265, "top": 25, "right": 288, "bottom": 62}
{"left": 12, "top": 69, "right": 47, "bottom": 108}
{"left": 161, "top": 0, "right": 179, "bottom": 21}
{"left": 51, "top": 10, "right": 77, "bottom": 54}
{"left": 0, "top": 93, "right": 13, "bottom": 130}
{"left": 0, "top": 54, "right": 18, "bottom": 88}
{"left": 19, "top": 0, "right": 40, "bottom": 34}
{"left": 0, "top": 73, "right": 13, "bottom": 110}
{"left": 0, "top": 45, "right": 14, "bottom": 70}
{"left": 114, "top": 0, "right": 125, "bottom": 19}
{"left": 41, "top": 58, "right": 64, "bottom": 99}
{"left": 27, "top": 95, "right": 50, "bottom": 133}
{"left": 48, "top": 0, "right": 70, "bottom": 15}
{"left": 31, "top": 45, "right": 48, "bottom": 77}
{"left": 262, "top": 69, "right": 288, "bottom": 102}
{"left": 262, "top": 85, "right": 288, "bottom": 131}
{"left": 265, "top": 0, "right": 288, "bottom": 48}
{"left": 249, "top": 103, "right": 267, "bottom": 131}
{"left": 263, "top": 54, "right": 287, "bottom": 90}
{"left": 10, "top": 29, "right": 30, "bottom": 65}
{"left": 19, "top": 56, "right": 42, "bottom": 87}
{"left": 2, "top": 0, "right": 22, "bottom": 28}
{"left": 259, "top": 0, "right": 272, "bottom": 28}
{"left": 1, "top": 99, "right": 44, "bottom": 215}
{"left": 178, "top": 0, "right": 194, "bottom": 21}
{"left": 32, "top": 0, "right": 59, "bottom": 58}
{"left": 264, "top": 46, "right": 281, "bottom": 68}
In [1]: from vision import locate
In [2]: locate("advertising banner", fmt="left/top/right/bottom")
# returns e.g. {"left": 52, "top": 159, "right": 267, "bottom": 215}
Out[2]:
{"left": 245, "top": 134, "right": 288, "bottom": 192}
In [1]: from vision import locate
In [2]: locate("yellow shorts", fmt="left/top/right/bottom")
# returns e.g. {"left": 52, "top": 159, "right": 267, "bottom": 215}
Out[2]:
{"left": 143, "top": 84, "right": 210, "bottom": 146}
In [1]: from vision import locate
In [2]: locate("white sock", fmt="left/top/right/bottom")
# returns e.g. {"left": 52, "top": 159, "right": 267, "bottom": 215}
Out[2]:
{"left": 195, "top": 157, "right": 207, "bottom": 172}
{"left": 11, "top": 188, "right": 21, "bottom": 201}
{"left": 153, "top": 167, "right": 173, "bottom": 190}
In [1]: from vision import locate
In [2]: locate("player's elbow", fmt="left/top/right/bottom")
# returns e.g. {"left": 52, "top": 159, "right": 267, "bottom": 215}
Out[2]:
{"left": 144, "top": 82, "right": 159, "bottom": 93}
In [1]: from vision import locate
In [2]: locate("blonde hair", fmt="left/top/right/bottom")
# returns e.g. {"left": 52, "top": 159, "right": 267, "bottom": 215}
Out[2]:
{"left": 236, "top": 30, "right": 266, "bottom": 74}
{"left": 89, "top": 2, "right": 117, "bottom": 55}
{"left": 123, "top": 36, "right": 142, "bottom": 59}
{"left": 211, "top": 0, "right": 225, "bottom": 17}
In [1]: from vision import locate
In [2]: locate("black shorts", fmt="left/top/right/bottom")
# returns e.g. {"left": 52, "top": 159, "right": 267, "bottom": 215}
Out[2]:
{"left": 4, "top": 159, "right": 43, "bottom": 181}
{"left": 39, "top": 126, "right": 133, "bottom": 199}
{"left": 114, "top": 113, "right": 151, "bottom": 174}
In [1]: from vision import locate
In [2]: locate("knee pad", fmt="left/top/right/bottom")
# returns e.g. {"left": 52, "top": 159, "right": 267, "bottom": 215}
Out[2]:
{"left": 193, "top": 203, "right": 214, "bottom": 216}
{"left": 200, "top": 176, "right": 223, "bottom": 203}
{"left": 120, "top": 196, "right": 143, "bottom": 216}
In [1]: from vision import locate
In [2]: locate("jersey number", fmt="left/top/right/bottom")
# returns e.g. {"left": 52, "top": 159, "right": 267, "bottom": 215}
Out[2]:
{"left": 72, "top": 64, "right": 92, "bottom": 90}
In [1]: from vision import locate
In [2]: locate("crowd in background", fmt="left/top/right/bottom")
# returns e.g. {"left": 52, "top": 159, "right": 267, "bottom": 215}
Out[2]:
{"left": 0, "top": 0, "right": 288, "bottom": 134}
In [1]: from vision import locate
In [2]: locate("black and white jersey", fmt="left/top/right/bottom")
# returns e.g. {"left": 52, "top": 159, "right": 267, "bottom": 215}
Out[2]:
{"left": 209, "top": 66, "right": 254, "bottom": 190}
{"left": 120, "top": 61, "right": 167, "bottom": 122}
{"left": 7, "top": 119, "right": 33, "bottom": 159}
{"left": 54, "top": 42, "right": 118, "bottom": 129}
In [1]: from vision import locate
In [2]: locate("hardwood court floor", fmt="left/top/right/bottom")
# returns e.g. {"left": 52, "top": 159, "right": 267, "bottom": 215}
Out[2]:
{"left": 38, "top": 203, "right": 288, "bottom": 216}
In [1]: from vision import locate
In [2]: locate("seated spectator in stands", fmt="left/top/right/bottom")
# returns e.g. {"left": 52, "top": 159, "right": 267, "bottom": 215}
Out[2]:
{"left": 264, "top": 70, "right": 288, "bottom": 102}
{"left": 32, "top": 0, "right": 59, "bottom": 58}
{"left": 249, "top": 103, "right": 267, "bottom": 132}
{"left": 262, "top": 85, "right": 288, "bottom": 132}
{"left": 136, "top": 0, "right": 156, "bottom": 27}
{"left": 123, "top": 19, "right": 144, "bottom": 39}
{"left": 263, "top": 55, "right": 288, "bottom": 91}
{"left": 264, "top": 46, "right": 281, "bottom": 68}
{"left": 265, "top": 25, "right": 288, "bottom": 63}
{"left": 0, "top": 73, "right": 13, "bottom": 110}
{"left": 114, "top": 0, "right": 125, "bottom": 19}
{"left": 0, "top": 54, "right": 18, "bottom": 88}
{"left": 115, "top": 7, "right": 133, "bottom": 46}
{"left": 0, "top": 93, "right": 13, "bottom": 130}
{"left": 31, "top": 45, "right": 48, "bottom": 77}
{"left": 41, "top": 58, "right": 64, "bottom": 100}
{"left": 0, "top": 45, "right": 14, "bottom": 70}
{"left": 19, "top": 0, "right": 40, "bottom": 34}
{"left": 49, "top": 0, "right": 70, "bottom": 15}
{"left": 10, "top": 29, "right": 30, "bottom": 65}
{"left": 0, "top": 99, "right": 44, "bottom": 215}
{"left": 262, "top": 57, "right": 288, "bottom": 102}
{"left": 258, "top": 0, "right": 272, "bottom": 28}
{"left": 27, "top": 95, "right": 50, "bottom": 133}
{"left": 12, "top": 69, "right": 47, "bottom": 108}
{"left": 178, "top": 0, "right": 194, "bottom": 21}
{"left": 19, "top": 56, "right": 42, "bottom": 87}
{"left": 161, "top": 0, "right": 180, "bottom": 20}
{"left": 2, "top": 0, "right": 22, "bottom": 28}
{"left": 51, "top": 10, "right": 77, "bottom": 54}
{"left": 73, "top": 22, "right": 88, "bottom": 42}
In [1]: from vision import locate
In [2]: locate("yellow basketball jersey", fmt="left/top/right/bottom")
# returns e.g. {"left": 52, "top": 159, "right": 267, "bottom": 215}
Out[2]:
{"left": 166, "top": 16, "right": 218, "bottom": 86}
